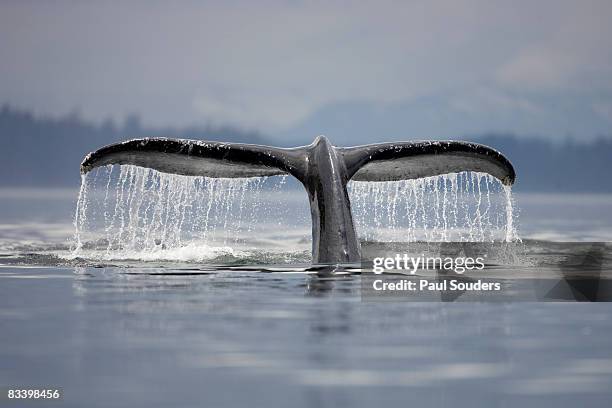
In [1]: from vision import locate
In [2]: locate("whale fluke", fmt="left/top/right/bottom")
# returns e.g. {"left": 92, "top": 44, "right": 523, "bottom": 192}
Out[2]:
{"left": 81, "top": 136, "right": 516, "bottom": 264}
{"left": 81, "top": 138, "right": 303, "bottom": 178}
{"left": 341, "top": 141, "right": 515, "bottom": 185}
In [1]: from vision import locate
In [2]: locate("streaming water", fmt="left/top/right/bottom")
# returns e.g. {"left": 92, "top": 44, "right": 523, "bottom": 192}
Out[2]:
{"left": 72, "top": 165, "right": 519, "bottom": 262}
{"left": 72, "top": 165, "right": 296, "bottom": 260}
{"left": 348, "top": 172, "right": 519, "bottom": 243}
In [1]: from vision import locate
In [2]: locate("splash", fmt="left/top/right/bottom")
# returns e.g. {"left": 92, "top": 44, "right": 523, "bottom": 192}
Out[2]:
{"left": 348, "top": 172, "right": 519, "bottom": 243}
{"left": 71, "top": 165, "right": 303, "bottom": 261}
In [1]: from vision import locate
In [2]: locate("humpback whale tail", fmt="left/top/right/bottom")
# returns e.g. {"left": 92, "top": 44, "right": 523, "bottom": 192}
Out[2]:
{"left": 81, "top": 136, "right": 515, "bottom": 264}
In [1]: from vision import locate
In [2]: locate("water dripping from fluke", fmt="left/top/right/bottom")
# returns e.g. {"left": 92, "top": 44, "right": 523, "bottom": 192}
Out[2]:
{"left": 348, "top": 172, "right": 520, "bottom": 243}
{"left": 70, "top": 165, "right": 303, "bottom": 264}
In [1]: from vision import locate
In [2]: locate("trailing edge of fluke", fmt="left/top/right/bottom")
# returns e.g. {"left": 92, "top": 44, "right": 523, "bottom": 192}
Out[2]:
{"left": 81, "top": 136, "right": 516, "bottom": 265}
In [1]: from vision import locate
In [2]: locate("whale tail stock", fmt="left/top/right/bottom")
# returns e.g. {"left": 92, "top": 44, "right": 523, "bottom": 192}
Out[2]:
{"left": 81, "top": 136, "right": 515, "bottom": 264}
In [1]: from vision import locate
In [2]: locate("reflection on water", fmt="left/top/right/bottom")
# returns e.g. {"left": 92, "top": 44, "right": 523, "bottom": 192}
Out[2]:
{"left": 1, "top": 267, "right": 612, "bottom": 407}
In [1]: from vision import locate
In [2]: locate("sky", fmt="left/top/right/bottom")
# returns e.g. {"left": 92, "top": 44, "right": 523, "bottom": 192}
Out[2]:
{"left": 1, "top": 0, "right": 612, "bottom": 143}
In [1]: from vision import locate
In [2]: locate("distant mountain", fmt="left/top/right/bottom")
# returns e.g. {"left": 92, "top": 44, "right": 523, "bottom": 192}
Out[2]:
{"left": 275, "top": 92, "right": 612, "bottom": 147}
{"left": 0, "top": 105, "right": 610, "bottom": 192}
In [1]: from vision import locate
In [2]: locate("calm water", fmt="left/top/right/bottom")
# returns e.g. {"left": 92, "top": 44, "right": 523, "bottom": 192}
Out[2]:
{"left": 1, "top": 188, "right": 612, "bottom": 407}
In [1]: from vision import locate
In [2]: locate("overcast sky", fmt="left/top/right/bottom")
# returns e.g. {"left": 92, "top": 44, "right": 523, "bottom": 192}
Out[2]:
{"left": 1, "top": 0, "right": 611, "bottom": 142}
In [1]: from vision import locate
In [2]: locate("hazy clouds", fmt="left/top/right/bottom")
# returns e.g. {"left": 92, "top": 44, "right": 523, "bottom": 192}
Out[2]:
{"left": 1, "top": 0, "right": 611, "bottom": 140}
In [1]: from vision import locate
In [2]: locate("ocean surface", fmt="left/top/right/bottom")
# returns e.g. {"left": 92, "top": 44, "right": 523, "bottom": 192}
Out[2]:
{"left": 1, "top": 187, "right": 612, "bottom": 407}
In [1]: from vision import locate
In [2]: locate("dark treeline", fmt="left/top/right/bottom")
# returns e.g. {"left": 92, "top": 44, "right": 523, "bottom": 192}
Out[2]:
{"left": 0, "top": 106, "right": 267, "bottom": 187}
{"left": 0, "top": 105, "right": 610, "bottom": 192}
{"left": 474, "top": 134, "right": 611, "bottom": 192}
